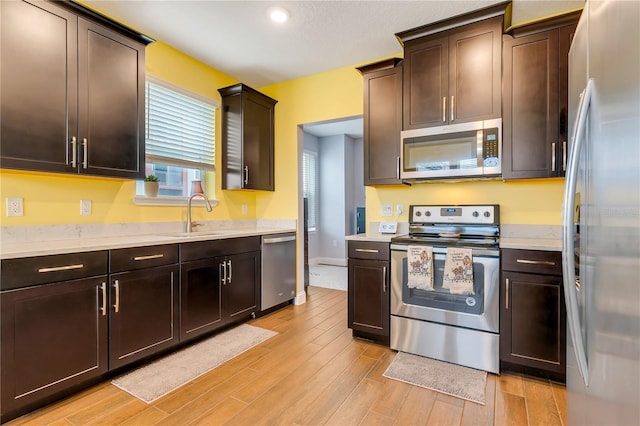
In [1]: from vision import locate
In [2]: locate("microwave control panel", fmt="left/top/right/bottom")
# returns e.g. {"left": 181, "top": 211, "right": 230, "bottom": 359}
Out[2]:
{"left": 482, "top": 127, "right": 500, "bottom": 167}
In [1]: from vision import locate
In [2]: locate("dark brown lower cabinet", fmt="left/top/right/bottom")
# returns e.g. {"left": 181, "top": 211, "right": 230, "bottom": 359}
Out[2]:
{"left": 500, "top": 249, "right": 566, "bottom": 382}
{"left": 347, "top": 241, "right": 390, "bottom": 344}
{"left": 180, "top": 237, "right": 260, "bottom": 343}
{"left": 1, "top": 277, "right": 108, "bottom": 422}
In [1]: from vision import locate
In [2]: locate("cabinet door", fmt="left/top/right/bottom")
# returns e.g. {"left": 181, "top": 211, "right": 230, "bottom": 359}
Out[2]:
{"left": 363, "top": 66, "right": 402, "bottom": 185}
{"left": 109, "top": 265, "right": 179, "bottom": 369}
{"left": 500, "top": 271, "right": 566, "bottom": 378}
{"left": 242, "top": 93, "right": 275, "bottom": 191}
{"left": 503, "top": 30, "right": 560, "bottom": 179}
{"left": 224, "top": 251, "right": 260, "bottom": 323}
{"left": 348, "top": 258, "right": 390, "bottom": 341}
{"left": 77, "top": 18, "right": 145, "bottom": 179}
{"left": 1, "top": 277, "right": 108, "bottom": 418}
{"left": 0, "top": 0, "right": 77, "bottom": 173}
{"left": 180, "top": 258, "right": 224, "bottom": 342}
{"left": 448, "top": 18, "right": 502, "bottom": 124}
{"left": 403, "top": 35, "right": 449, "bottom": 129}
{"left": 557, "top": 24, "right": 577, "bottom": 177}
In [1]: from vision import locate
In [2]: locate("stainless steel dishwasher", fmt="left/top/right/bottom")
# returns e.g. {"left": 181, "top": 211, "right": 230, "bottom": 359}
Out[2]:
{"left": 261, "top": 233, "right": 296, "bottom": 310}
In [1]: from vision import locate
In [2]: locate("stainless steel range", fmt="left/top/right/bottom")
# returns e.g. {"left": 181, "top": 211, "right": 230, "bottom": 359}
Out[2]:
{"left": 390, "top": 204, "right": 500, "bottom": 373}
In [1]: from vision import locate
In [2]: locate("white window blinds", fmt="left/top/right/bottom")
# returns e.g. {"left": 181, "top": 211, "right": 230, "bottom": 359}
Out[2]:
{"left": 303, "top": 150, "right": 317, "bottom": 230}
{"left": 145, "top": 76, "right": 217, "bottom": 171}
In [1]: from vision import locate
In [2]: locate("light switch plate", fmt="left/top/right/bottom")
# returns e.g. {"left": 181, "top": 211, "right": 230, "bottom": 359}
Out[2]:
{"left": 80, "top": 199, "right": 91, "bottom": 215}
{"left": 379, "top": 222, "right": 397, "bottom": 234}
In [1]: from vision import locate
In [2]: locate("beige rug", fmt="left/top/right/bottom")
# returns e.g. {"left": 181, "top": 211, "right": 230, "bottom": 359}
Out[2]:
{"left": 111, "top": 324, "right": 277, "bottom": 403}
{"left": 383, "top": 352, "right": 487, "bottom": 405}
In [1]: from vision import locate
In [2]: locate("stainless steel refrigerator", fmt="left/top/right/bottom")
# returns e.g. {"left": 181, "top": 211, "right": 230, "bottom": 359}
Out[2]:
{"left": 563, "top": 0, "right": 640, "bottom": 424}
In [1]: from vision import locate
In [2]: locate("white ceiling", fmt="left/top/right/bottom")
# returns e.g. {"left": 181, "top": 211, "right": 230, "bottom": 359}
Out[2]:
{"left": 83, "top": 0, "right": 583, "bottom": 89}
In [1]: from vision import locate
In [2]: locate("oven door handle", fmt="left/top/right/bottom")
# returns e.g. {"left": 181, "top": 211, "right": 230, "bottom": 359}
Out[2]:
{"left": 390, "top": 244, "right": 499, "bottom": 257}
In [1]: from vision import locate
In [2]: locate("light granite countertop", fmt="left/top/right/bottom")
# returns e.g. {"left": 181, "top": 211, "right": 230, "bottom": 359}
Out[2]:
{"left": 1, "top": 219, "right": 296, "bottom": 260}
{"left": 345, "top": 223, "right": 562, "bottom": 252}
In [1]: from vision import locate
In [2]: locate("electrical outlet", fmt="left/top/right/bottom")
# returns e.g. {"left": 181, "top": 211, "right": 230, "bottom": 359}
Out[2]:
{"left": 381, "top": 204, "right": 393, "bottom": 217}
{"left": 396, "top": 204, "right": 404, "bottom": 216}
{"left": 80, "top": 199, "right": 92, "bottom": 215}
{"left": 6, "top": 197, "right": 23, "bottom": 217}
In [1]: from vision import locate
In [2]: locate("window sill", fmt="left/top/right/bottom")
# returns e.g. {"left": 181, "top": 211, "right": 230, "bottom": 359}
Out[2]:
{"left": 133, "top": 195, "right": 219, "bottom": 207}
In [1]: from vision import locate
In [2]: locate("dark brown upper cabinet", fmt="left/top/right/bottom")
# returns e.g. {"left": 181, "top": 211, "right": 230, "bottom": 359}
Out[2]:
{"left": 219, "top": 84, "right": 277, "bottom": 191}
{"left": 397, "top": 3, "right": 507, "bottom": 130}
{"left": 356, "top": 59, "right": 403, "bottom": 186}
{"left": 502, "top": 10, "right": 580, "bottom": 180}
{"left": 0, "top": 0, "right": 152, "bottom": 179}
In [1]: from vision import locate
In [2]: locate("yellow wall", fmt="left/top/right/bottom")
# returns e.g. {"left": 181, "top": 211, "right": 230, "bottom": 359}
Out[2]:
{"left": 0, "top": 41, "right": 258, "bottom": 226}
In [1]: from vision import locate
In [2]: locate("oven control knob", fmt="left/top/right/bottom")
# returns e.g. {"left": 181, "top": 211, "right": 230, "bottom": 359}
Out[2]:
{"left": 484, "top": 211, "right": 491, "bottom": 218}
{"left": 425, "top": 211, "right": 431, "bottom": 216}
{"left": 472, "top": 211, "right": 479, "bottom": 217}
{"left": 415, "top": 211, "right": 422, "bottom": 217}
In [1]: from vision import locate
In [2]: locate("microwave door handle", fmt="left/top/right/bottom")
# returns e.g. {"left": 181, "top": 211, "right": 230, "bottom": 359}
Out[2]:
{"left": 477, "top": 131, "right": 484, "bottom": 167}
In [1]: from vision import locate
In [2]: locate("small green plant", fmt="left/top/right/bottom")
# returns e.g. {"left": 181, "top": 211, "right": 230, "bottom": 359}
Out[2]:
{"left": 144, "top": 175, "right": 159, "bottom": 182}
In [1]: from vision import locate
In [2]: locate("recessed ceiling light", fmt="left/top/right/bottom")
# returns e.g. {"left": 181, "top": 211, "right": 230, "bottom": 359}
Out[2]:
{"left": 269, "top": 7, "right": 290, "bottom": 24}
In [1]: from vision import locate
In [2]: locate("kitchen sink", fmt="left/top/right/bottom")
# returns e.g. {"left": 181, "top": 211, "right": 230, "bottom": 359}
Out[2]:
{"left": 162, "top": 230, "right": 235, "bottom": 238}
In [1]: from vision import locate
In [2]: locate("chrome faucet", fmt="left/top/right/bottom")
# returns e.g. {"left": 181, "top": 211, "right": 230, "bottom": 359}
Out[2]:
{"left": 186, "top": 193, "right": 213, "bottom": 233}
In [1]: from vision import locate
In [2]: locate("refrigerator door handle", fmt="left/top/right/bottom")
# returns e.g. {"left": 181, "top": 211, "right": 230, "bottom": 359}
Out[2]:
{"left": 562, "top": 78, "right": 594, "bottom": 387}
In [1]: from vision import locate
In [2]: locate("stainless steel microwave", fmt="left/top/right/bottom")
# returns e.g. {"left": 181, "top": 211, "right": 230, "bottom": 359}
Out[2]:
{"left": 400, "top": 118, "right": 501, "bottom": 181}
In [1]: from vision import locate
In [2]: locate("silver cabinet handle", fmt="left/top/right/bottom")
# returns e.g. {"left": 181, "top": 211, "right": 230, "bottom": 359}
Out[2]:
{"left": 562, "top": 140, "right": 567, "bottom": 172}
{"left": 244, "top": 166, "right": 249, "bottom": 185}
{"left": 38, "top": 264, "right": 83, "bottom": 273}
{"left": 552, "top": 142, "right": 557, "bottom": 172}
{"left": 227, "top": 260, "right": 232, "bottom": 284}
{"left": 562, "top": 78, "right": 593, "bottom": 386}
{"left": 396, "top": 156, "right": 401, "bottom": 180}
{"left": 113, "top": 280, "right": 120, "bottom": 313}
{"left": 505, "top": 278, "right": 509, "bottom": 310}
{"left": 450, "top": 95, "right": 454, "bottom": 121}
{"left": 575, "top": 277, "right": 581, "bottom": 291}
{"left": 70, "top": 136, "right": 77, "bottom": 168}
{"left": 355, "top": 248, "right": 379, "bottom": 253}
{"left": 220, "top": 262, "right": 226, "bottom": 285}
{"left": 133, "top": 254, "right": 164, "bottom": 261}
{"left": 100, "top": 282, "right": 107, "bottom": 316}
{"left": 442, "top": 97, "right": 446, "bottom": 122}
{"left": 382, "top": 266, "right": 387, "bottom": 292}
{"left": 81, "top": 138, "right": 88, "bottom": 169}
{"left": 516, "top": 259, "right": 556, "bottom": 266}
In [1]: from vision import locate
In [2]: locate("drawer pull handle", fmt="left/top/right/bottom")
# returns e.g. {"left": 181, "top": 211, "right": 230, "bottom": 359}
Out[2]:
{"left": 100, "top": 282, "right": 107, "bottom": 316}
{"left": 38, "top": 264, "right": 83, "bottom": 273}
{"left": 516, "top": 259, "right": 556, "bottom": 266}
{"left": 505, "top": 278, "right": 510, "bottom": 310}
{"left": 355, "top": 248, "right": 379, "bottom": 253}
{"left": 133, "top": 254, "right": 164, "bottom": 261}
{"left": 113, "top": 280, "right": 121, "bottom": 313}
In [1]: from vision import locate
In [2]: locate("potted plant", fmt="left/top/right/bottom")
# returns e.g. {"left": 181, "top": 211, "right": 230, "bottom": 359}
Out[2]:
{"left": 143, "top": 175, "right": 160, "bottom": 197}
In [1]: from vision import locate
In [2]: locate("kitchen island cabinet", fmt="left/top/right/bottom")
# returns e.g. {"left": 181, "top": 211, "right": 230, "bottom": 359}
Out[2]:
{"left": 0, "top": 0, "right": 151, "bottom": 179}
{"left": 357, "top": 59, "right": 403, "bottom": 186}
{"left": 500, "top": 248, "right": 566, "bottom": 382}
{"left": 219, "top": 84, "right": 277, "bottom": 191}
{"left": 180, "top": 236, "right": 261, "bottom": 343}
{"left": 108, "top": 245, "right": 180, "bottom": 370}
{"left": 347, "top": 240, "right": 390, "bottom": 344}
{"left": 502, "top": 11, "right": 580, "bottom": 179}
{"left": 397, "top": 10, "right": 504, "bottom": 130}
{"left": 0, "top": 251, "right": 109, "bottom": 423}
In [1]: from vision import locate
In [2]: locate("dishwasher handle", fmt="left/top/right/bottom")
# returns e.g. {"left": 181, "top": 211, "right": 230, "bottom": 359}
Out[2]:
{"left": 263, "top": 235, "right": 296, "bottom": 244}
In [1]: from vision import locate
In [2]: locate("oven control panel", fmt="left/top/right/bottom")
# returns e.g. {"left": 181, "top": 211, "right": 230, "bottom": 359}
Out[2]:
{"left": 409, "top": 205, "right": 499, "bottom": 225}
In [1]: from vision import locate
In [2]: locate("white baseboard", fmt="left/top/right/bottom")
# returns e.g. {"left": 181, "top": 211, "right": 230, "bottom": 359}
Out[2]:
{"left": 310, "top": 257, "right": 347, "bottom": 267}
{"left": 294, "top": 290, "right": 307, "bottom": 305}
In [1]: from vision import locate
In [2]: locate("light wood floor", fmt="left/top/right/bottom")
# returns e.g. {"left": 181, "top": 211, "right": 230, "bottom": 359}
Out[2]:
{"left": 8, "top": 286, "right": 566, "bottom": 426}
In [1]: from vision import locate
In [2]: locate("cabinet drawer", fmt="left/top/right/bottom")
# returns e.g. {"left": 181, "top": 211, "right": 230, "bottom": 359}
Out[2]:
{"left": 110, "top": 244, "right": 178, "bottom": 273}
{"left": 348, "top": 241, "right": 389, "bottom": 261}
{"left": 181, "top": 236, "right": 260, "bottom": 262}
{"left": 1, "top": 251, "right": 108, "bottom": 291}
{"left": 502, "top": 249, "right": 562, "bottom": 275}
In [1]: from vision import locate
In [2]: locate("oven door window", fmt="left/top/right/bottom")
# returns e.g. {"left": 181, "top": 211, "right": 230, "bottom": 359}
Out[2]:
{"left": 401, "top": 255, "right": 485, "bottom": 315}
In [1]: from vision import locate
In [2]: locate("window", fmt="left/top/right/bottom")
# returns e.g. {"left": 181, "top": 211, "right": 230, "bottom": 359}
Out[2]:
{"left": 138, "top": 76, "right": 217, "bottom": 198}
{"left": 303, "top": 150, "right": 318, "bottom": 231}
